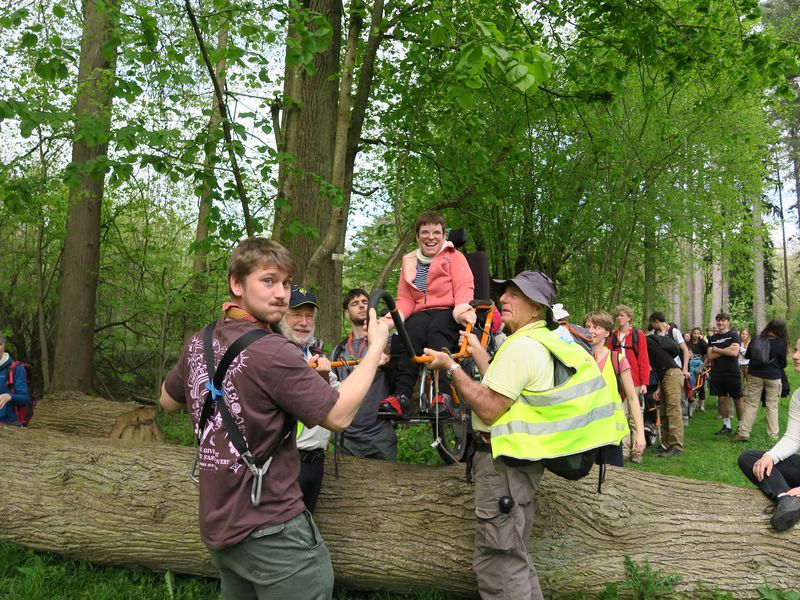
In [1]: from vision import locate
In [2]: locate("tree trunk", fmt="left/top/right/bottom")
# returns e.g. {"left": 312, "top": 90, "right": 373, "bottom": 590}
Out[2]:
{"left": 710, "top": 247, "right": 723, "bottom": 329}
{"left": 642, "top": 225, "right": 656, "bottom": 328}
{"left": 30, "top": 392, "right": 164, "bottom": 441}
{"left": 183, "top": 24, "right": 229, "bottom": 342}
{"left": 692, "top": 240, "right": 704, "bottom": 330}
{"left": 1, "top": 427, "right": 797, "bottom": 598}
{"left": 273, "top": 0, "right": 342, "bottom": 344}
{"left": 752, "top": 198, "right": 766, "bottom": 333}
{"left": 49, "top": 0, "right": 118, "bottom": 393}
{"left": 685, "top": 240, "right": 695, "bottom": 328}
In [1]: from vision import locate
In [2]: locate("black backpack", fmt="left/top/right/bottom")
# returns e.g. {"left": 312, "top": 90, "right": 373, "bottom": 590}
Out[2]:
{"left": 651, "top": 329, "right": 680, "bottom": 359}
{"left": 749, "top": 336, "right": 771, "bottom": 367}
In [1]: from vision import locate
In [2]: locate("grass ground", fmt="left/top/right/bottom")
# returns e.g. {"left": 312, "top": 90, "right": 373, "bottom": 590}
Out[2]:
{"left": 628, "top": 369, "right": 800, "bottom": 487}
{"left": 3, "top": 370, "right": 799, "bottom": 599}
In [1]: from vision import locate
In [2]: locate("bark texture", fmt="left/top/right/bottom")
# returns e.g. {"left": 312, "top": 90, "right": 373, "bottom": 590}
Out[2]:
{"left": 1, "top": 427, "right": 798, "bottom": 598}
{"left": 30, "top": 392, "right": 164, "bottom": 442}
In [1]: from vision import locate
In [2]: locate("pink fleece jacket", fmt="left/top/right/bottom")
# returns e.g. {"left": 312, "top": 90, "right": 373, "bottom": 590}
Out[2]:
{"left": 395, "top": 242, "right": 475, "bottom": 324}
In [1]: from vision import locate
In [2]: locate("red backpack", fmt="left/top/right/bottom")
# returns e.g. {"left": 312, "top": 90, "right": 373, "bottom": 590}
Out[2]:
{"left": 6, "top": 361, "right": 35, "bottom": 426}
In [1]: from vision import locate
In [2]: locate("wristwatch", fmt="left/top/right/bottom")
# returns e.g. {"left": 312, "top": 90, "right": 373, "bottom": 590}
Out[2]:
{"left": 445, "top": 363, "right": 462, "bottom": 380}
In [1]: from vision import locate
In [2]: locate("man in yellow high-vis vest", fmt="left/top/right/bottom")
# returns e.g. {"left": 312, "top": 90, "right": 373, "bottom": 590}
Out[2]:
{"left": 426, "top": 270, "right": 624, "bottom": 600}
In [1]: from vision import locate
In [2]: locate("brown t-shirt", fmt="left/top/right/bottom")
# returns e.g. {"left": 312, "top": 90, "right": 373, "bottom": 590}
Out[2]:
{"left": 164, "top": 317, "right": 338, "bottom": 549}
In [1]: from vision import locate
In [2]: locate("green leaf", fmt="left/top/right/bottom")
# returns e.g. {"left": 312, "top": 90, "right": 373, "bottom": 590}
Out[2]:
{"left": 20, "top": 32, "right": 38, "bottom": 48}
{"left": 52, "top": 4, "right": 66, "bottom": 18}
{"left": 431, "top": 26, "right": 448, "bottom": 46}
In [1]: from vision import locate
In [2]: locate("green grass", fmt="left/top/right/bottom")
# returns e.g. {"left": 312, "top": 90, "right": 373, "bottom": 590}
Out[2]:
{"left": 13, "top": 372, "right": 800, "bottom": 599}
{"left": 628, "top": 369, "right": 800, "bottom": 486}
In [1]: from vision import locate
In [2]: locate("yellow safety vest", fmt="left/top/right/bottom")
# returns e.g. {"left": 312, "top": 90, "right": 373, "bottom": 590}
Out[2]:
{"left": 490, "top": 326, "right": 628, "bottom": 461}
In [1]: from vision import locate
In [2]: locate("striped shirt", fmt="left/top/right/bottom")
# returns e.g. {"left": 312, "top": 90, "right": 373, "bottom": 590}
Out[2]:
{"left": 414, "top": 263, "right": 430, "bottom": 293}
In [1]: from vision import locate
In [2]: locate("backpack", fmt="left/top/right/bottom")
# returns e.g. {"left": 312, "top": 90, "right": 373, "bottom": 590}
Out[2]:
{"left": 749, "top": 336, "right": 770, "bottom": 367}
{"left": 6, "top": 361, "right": 35, "bottom": 426}
{"left": 652, "top": 329, "right": 680, "bottom": 359}
{"left": 611, "top": 327, "right": 640, "bottom": 357}
{"left": 511, "top": 328, "right": 627, "bottom": 491}
{"left": 561, "top": 322, "right": 593, "bottom": 354}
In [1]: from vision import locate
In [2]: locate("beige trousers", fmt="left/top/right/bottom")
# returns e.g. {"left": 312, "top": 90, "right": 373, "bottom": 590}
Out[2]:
{"left": 738, "top": 375, "right": 781, "bottom": 438}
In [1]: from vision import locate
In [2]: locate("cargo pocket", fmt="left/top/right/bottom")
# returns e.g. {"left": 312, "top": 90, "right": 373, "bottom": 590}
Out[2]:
{"left": 474, "top": 504, "right": 518, "bottom": 552}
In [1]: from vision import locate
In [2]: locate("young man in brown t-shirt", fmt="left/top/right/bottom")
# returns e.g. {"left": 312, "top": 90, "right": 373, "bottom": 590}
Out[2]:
{"left": 160, "top": 238, "right": 391, "bottom": 600}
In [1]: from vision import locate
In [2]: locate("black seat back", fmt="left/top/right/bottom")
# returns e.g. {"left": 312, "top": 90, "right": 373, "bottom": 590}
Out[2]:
{"left": 447, "top": 228, "right": 490, "bottom": 301}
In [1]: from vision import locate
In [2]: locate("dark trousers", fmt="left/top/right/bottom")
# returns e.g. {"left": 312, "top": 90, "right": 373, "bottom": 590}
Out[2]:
{"left": 738, "top": 450, "right": 800, "bottom": 500}
{"left": 392, "top": 308, "right": 461, "bottom": 397}
{"left": 298, "top": 452, "right": 325, "bottom": 513}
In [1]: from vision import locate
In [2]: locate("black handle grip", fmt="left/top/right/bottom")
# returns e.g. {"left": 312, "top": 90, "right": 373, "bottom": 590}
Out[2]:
{"left": 368, "top": 289, "right": 417, "bottom": 359}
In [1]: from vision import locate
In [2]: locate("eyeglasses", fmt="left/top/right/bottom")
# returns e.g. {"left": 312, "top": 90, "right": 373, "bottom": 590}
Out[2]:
{"left": 418, "top": 229, "right": 443, "bottom": 238}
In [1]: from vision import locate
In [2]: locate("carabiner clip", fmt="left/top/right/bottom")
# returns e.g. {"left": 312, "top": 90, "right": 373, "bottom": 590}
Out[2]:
{"left": 245, "top": 454, "right": 274, "bottom": 507}
{"left": 189, "top": 449, "right": 200, "bottom": 484}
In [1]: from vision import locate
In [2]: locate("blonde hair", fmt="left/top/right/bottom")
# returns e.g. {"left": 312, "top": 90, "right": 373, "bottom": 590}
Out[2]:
{"left": 228, "top": 238, "right": 295, "bottom": 294}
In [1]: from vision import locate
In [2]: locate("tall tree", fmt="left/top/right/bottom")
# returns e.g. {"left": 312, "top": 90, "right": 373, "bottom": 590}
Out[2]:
{"left": 49, "top": 0, "right": 119, "bottom": 392}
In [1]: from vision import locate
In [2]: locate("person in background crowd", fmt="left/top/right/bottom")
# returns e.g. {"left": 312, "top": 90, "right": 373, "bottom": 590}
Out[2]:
{"left": 0, "top": 334, "right": 30, "bottom": 426}
{"left": 734, "top": 320, "right": 789, "bottom": 443}
{"left": 585, "top": 311, "right": 646, "bottom": 463}
{"left": 738, "top": 337, "right": 800, "bottom": 532}
{"left": 279, "top": 285, "right": 338, "bottom": 513}
{"left": 705, "top": 313, "right": 742, "bottom": 436}
{"left": 609, "top": 304, "right": 651, "bottom": 402}
{"left": 687, "top": 327, "right": 708, "bottom": 412}
{"left": 331, "top": 288, "right": 397, "bottom": 461}
{"left": 739, "top": 328, "right": 751, "bottom": 386}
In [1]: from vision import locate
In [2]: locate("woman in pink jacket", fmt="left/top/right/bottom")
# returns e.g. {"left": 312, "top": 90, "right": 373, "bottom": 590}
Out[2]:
{"left": 379, "top": 211, "right": 476, "bottom": 418}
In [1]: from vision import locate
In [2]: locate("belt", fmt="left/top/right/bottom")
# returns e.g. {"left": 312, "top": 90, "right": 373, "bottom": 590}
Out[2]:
{"left": 299, "top": 448, "right": 325, "bottom": 463}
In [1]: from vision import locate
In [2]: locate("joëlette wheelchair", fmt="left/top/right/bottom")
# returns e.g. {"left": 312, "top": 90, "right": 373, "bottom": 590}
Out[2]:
{"left": 331, "top": 228, "right": 496, "bottom": 464}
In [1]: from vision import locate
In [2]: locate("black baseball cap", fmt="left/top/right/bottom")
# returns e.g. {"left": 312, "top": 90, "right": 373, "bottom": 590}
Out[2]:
{"left": 289, "top": 285, "right": 319, "bottom": 309}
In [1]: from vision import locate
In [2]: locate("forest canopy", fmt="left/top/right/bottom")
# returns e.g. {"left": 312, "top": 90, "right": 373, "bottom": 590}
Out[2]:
{"left": 0, "top": 0, "right": 798, "bottom": 397}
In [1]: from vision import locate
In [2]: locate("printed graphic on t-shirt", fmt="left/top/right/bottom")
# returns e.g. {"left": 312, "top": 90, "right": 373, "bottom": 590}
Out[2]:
{"left": 185, "top": 334, "right": 251, "bottom": 476}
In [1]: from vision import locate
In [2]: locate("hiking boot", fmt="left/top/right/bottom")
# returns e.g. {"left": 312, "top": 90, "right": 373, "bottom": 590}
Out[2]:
{"left": 378, "top": 394, "right": 411, "bottom": 419}
{"left": 657, "top": 447, "right": 682, "bottom": 458}
{"left": 715, "top": 425, "right": 732, "bottom": 436}
{"left": 732, "top": 434, "right": 750, "bottom": 443}
{"left": 770, "top": 496, "right": 800, "bottom": 531}
{"left": 429, "top": 394, "right": 453, "bottom": 418}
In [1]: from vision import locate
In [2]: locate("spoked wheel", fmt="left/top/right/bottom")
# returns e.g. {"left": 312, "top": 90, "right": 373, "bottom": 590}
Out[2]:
{"left": 430, "top": 395, "right": 471, "bottom": 464}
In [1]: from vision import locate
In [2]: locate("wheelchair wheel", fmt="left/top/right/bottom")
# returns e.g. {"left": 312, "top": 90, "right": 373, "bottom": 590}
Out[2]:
{"left": 430, "top": 396, "right": 471, "bottom": 464}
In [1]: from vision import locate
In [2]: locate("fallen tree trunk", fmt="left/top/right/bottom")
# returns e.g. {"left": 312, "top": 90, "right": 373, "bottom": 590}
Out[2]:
{"left": 30, "top": 392, "right": 165, "bottom": 442}
{"left": 0, "top": 426, "right": 797, "bottom": 598}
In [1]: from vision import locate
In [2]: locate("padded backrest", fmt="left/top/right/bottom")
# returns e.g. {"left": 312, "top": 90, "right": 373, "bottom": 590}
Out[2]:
{"left": 447, "top": 228, "right": 490, "bottom": 300}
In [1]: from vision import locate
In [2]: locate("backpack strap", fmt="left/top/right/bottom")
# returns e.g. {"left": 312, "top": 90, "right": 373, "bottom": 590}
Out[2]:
{"left": 197, "top": 321, "right": 293, "bottom": 506}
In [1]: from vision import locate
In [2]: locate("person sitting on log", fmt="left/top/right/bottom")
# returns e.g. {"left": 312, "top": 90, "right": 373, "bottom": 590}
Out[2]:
{"left": 0, "top": 334, "right": 30, "bottom": 427}
{"left": 738, "top": 336, "right": 800, "bottom": 531}
{"left": 379, "top": 210, "right": 476, "bottom": 419}
{"left": 160, "top": 238, "right": 392, "bottom": 600}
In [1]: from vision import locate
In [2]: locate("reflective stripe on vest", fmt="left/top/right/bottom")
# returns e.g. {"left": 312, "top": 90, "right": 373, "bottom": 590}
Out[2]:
{"left": 490, "top": 325, "right": 628, "bottom": 461}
